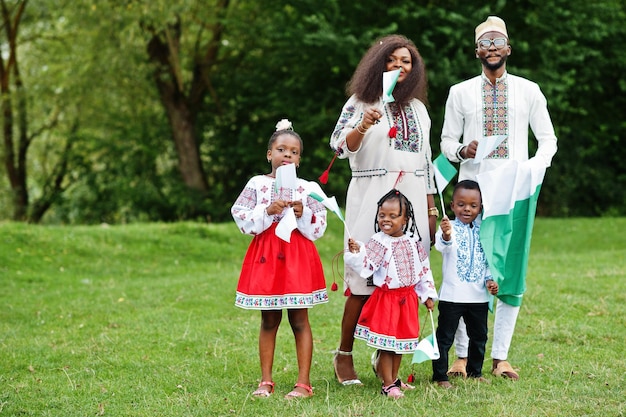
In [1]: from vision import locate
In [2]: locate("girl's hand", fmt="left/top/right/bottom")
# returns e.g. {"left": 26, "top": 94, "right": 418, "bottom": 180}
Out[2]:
{"left": 266, "top": 200, "right": 288, "bottom": 216}
{"left": 486, "top": 280, "right": 499, "bottom": 295}
{"left": 424, "top": 298, "right": 434, "bottom": 311}
{"left": 290, "top": 200, "right": 303, "bottom": 218}
{"left": 347, "top": 238, "right": 360, "bottom": 253}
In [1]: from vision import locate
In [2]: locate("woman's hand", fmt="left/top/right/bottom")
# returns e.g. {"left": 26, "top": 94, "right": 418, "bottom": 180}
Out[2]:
{"left": 361, "top": 107, "right": 382, "bottom": 129}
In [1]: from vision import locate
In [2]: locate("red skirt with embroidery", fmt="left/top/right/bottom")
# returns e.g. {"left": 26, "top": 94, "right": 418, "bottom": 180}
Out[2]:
{"left": 235, "top": 223, "right": 328, "bottom": 310}
{"left": 354, "top": 285, "right": 421, "bottom": 354}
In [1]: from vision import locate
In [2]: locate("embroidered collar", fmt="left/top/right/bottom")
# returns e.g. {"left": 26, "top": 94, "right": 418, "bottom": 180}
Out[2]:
{"left": 481, "top": 70, "right": 508, "bottom": 85}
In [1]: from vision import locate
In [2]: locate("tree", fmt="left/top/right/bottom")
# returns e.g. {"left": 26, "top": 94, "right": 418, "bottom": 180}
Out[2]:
{"left": 1, "top": 0, "right": 30, "bottom": 220}
{"left": 0, "top": 0, "right": 74, "bottom": 222}
{"left": 1, "top": 0, "right": 624, "bottom": 223}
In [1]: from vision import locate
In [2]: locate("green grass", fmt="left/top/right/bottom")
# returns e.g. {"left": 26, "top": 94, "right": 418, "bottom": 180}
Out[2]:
{"left": 1, "top": 217, "right": 625, "bottom": 416}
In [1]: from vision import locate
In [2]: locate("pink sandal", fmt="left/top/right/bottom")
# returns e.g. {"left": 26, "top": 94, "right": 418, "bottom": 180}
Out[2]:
{"left": 284, "top": 383, "right": 313, "bottom": 399}
{"left": 381, "top": 383, "right": 404, "bottom": 399}
{"left": 394, "top": 378, "right": 415, "bottom": 390}
{"left": 252, "top": 381, "right": 275, "bottom": 398}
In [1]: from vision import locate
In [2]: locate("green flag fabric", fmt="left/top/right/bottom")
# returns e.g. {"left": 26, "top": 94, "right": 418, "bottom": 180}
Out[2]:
{"left": 305, "top": 181, "right": 345, "bottom": 222}
{"left": 433, "top": 154, "right": 457, "bottom": 194}
{"left": 477, "top": 159, "right": 546, "bottom": 307}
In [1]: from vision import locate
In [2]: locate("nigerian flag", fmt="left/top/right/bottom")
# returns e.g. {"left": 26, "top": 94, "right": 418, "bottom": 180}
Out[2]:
{"left": 476, "top": 159, "right": 546, "bottom": 307}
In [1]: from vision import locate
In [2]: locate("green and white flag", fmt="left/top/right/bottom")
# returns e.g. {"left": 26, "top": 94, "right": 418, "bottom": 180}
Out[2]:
{"left": 433, "top": 154, "right": 458, "bottom": 215}
{"left": 382, "top": 69, "right": 401, "bottom": 103}
{"left": 477, "top": 159, "right": 546, "bottom": 307}
{"left": 305, "top": 181, "right": 344, "bottom": 221}
{"left": 411, "top": 310, "right": 439, "bottom": 364}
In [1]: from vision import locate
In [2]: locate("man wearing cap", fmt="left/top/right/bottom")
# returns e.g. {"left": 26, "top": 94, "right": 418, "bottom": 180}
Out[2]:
{"left": 439, "top": 16, "right": 558, "bottom": 380}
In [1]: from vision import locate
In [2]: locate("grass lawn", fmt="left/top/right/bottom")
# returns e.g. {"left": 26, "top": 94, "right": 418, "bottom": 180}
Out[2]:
{"left": 1, "top": 217, "right": 624, "bottom": 416}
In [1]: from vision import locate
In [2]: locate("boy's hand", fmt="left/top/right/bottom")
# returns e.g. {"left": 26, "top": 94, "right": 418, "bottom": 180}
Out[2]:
{"left": 440, "top": 216, "right": 452, "bottom": 240}
{"left": 486, "top": 280, "right": 499, "bottom": 295}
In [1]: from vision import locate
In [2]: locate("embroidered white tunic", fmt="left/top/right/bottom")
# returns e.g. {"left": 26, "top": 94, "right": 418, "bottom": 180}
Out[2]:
{"left": 330, "top": 95, "right": 437, "bottom": 295}
{"left": 440, "top": 71, "right": 557, "bottom": 181}
{"left": 231, "top": 175, "right": 327, "bottom": 241}
{"left": 435, "top": 219, "right": 493, "bottom": 303}
{"left": 231, "top": 174, "right": 328, "bottom": 310}
{"left": 344, "top": 232, "right": 438, "bottom": 303}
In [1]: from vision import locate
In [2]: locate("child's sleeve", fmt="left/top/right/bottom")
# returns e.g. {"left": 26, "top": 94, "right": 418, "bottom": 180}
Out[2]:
{"left": 343, "top": 240, "right": 366, "bottom": 274}
{"left": 414, "top": 240, "right": 438, "bottom": 303}
{"left": 483, "top": 264, "right": 493, "bottom": 284}
{"left": 359, "top": 235, "right": 388, "bottom": 278}
{"left": 345, "top": 235, "right": 387, "bottom": 280}
{"left": 296, "top": 195, "right": 328, "bottom": 241}
{"left": 434, "top": 225, "right": 454, "bottom": 253}
{"left": 231, "top": 178, "right": 273, "bottom": 236}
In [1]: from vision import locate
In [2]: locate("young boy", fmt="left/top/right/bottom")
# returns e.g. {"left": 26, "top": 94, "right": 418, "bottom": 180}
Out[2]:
{"left": 432, "top": 180, "right": 498, "bottom": 388}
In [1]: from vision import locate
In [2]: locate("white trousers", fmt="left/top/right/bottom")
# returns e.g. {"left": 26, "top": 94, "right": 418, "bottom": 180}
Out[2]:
{"left": 454, "top": 299, "right": 520, "bottom": 360}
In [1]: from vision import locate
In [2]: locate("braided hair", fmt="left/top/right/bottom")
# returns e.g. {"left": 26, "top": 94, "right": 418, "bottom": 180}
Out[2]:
{"left": 374, "top": 189, "right": 421, "bottom": 240}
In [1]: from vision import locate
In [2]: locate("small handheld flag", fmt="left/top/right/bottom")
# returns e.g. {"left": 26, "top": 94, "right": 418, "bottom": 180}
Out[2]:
{"left": 306, "top": 181, "right": 351, "bottom": 238}
{"left": 412, "top": 310, "right": 440, "bottom": 364}
{"left": 473, "top": 135, "right": 507, "bottom": 164}
{"left": 433, "top": 154, "right": 457, "bottom": 216}
{"left": 382, "top": 69, "right": 401, "bottom": 104}
{"left": 275, "top": 163, "right": 297, "bottom": 193}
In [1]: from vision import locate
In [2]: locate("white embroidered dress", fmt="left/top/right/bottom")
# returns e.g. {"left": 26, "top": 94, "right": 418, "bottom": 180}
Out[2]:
{"left": 344, "top": 232, "right": 438, "bottom": 353}
{"left": 231, "top": 174, "right": 328, "bottom": 310}
{"left": 330, "top": 95, "right": 437, "bottom": 296}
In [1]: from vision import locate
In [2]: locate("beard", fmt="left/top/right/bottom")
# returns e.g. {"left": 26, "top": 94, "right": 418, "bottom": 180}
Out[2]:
{"left": 480, "top": 54, "right": 508, "bottom": 71}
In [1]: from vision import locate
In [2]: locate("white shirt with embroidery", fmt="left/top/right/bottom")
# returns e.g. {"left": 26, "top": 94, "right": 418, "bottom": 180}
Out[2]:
{"left": 344, "top": 232, "right": 438, "bottom": 304}
{"left": 440, "top": 71, "right": 557, "bottom": 181}
{"left": 231, "top": 175, "right": 327, "bottom": 241}
{"left": 435, "top": 218, "right": 493, "bottom": 303}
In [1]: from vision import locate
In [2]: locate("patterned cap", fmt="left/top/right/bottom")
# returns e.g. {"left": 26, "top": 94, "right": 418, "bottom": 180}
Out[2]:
{"left": 475, "top": 16, "right": 508, "bottom": 42}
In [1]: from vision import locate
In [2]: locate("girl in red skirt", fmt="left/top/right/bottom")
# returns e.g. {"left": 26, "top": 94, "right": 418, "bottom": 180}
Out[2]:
{"left": 231, "top": 119, "right": 328, "bottom": 399}
{"left": 345, "top": 189, "right": 437, "bottom": 398}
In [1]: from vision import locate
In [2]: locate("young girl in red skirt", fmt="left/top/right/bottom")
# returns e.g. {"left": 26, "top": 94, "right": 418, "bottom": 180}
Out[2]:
{"left": 345, "top": 189, "right": 437, "bottom": 398}
{"left": 231, "top": 119, "right": 328, "bottom": 399}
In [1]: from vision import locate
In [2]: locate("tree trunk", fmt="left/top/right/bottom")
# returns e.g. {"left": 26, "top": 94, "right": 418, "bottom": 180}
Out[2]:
{"left": 146, "top": 17, "right": 210, "bottom": 195}
{"left": 0, "top": 0, "right": 28, "bottom": 221}
{"left": 163, "top": 96, "right": 209, "bottom": 193}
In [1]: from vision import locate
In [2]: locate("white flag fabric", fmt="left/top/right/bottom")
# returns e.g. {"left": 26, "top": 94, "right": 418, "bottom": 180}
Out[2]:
{"left": 275, "top": 207, "right": 297, "bottom": 242}
{"left": 275, "top": 163, "right": 297, "bottom": 191}
{"left": 382, "top": 69, "right": 401, "bottom": 103}
{"left": 305, "top": 181, "right": 345, "bottom": 222}
{"left": 473, "top": 135, "right": 507, "bottom": 164}
{"left": 433, "top": 154, "right": 458, "bottom": 215}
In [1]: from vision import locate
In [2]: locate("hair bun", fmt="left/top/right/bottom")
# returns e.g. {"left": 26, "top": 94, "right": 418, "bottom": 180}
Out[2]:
{"left": 275, "top": 119, "right": 293, "bottom": 131}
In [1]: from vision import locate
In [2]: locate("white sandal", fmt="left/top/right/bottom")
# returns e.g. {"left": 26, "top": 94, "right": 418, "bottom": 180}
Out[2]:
{"left": 333, "top": 349, "right": 363, "bottom": 386}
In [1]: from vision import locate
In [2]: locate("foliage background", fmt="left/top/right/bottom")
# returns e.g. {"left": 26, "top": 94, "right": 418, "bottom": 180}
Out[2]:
{"left": 1, "top": 0, "right": 625, "bottom": 223}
